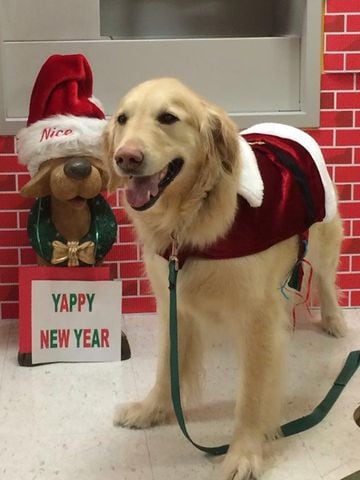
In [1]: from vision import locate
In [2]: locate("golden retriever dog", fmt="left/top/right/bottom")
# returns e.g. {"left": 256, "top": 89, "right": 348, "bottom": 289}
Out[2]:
{"left": 103, "top": 78, "right": 346, "bottom": 479}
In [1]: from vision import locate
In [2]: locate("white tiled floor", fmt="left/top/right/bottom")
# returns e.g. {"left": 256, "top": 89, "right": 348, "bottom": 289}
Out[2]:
{"left": 0, "top": 311, "right": 359, "bottom": 480}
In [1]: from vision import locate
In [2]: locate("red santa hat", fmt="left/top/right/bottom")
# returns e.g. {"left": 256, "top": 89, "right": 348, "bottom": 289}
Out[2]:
{"left": 16, "top": 54, "right": 107, "bottom": 177}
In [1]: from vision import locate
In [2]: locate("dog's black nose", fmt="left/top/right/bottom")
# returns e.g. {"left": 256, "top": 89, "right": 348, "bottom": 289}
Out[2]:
{"left": 64, "top": 157, "right": 92, "bottom": 180}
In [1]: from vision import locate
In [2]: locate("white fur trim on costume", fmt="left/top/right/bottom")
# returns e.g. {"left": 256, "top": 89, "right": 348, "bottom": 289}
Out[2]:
{"left": 237, "top": 135, "right": 264, "bottom": 207}
{"left": 16, "top": 115, "right": 107, "bottom": 177}
{"left": 240, "top": 123, "right": 337, "bottom": 222}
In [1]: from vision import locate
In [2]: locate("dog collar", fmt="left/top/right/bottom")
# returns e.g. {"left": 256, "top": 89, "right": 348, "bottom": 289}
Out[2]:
{"left": 27, "top": 194, "right": 117, "bottom": 266}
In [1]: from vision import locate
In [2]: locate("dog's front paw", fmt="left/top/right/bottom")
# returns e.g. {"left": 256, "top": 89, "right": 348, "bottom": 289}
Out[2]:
{"left": 321, "top": 315, "right": 347, "bottom": 338}
{"left": 221, "top": 452, "right": 262, "bottom": 480}
{"left": 113, "top": 400, "right": 170, "bottom": 429}
{"left": 221, "top": 443, "right": 263, "bottom": 480}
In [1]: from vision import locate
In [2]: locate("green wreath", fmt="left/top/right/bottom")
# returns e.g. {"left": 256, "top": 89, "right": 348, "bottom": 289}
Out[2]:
{"left": 27, "top": 195, "right": 117, "bottom": 266}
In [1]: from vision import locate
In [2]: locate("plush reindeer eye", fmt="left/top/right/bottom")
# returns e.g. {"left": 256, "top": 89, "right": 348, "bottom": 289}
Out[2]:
{"left": 117, "top": 113, "right": 128, "bottom": 125}
{"left": 157, "top": 112, "right": 179, "bottom": 125}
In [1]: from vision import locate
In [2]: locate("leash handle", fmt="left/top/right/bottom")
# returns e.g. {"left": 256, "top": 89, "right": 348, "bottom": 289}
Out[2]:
{"left": 168, "top": 260, "right": 360, "bottom": 456}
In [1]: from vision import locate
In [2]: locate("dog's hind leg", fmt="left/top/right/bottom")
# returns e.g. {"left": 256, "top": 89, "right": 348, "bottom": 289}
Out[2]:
{"left": 113, "top": 308, "right": 203, "bottom": 429}
{"left": 308, "top": 216, "right": 347, "bottom": 338}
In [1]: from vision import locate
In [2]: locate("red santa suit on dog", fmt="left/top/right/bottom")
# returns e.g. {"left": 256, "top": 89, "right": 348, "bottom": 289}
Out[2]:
{"left": 162, "top": 123, "right": 337, "bottom": 282}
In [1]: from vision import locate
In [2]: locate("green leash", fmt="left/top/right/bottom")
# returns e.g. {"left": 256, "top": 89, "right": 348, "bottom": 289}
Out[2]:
{"left": 341, "top": 471, "right": 360, "bottom": 480}
{"left": 168, "top": 259, "right": 360, "bottom": 456}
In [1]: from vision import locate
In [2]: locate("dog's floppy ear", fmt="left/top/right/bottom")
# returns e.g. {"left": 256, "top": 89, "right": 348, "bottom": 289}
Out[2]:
{"left": 102, "top": 118, "right": 126, "bottom": 192}
{"left": 201, "top": 103, "right": 239, "bottom": 175}
{"left": 20, "top": 161, "right": 53, "bottom": 198}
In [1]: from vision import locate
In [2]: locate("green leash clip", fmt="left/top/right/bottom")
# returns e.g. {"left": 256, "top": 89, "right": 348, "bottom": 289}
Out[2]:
{"left": 168, "top": 259, "right": 360, "bottom": 456}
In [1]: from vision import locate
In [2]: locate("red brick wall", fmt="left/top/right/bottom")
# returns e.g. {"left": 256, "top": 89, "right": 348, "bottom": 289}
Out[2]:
{"left": 318, "top": 0, "right": 360, "bottom": 307}
{"left": 0, "top": 0, "right": 359, "bottom": 319}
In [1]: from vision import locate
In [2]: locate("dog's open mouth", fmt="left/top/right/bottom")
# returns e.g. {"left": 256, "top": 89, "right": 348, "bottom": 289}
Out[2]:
{"left": 126, "top": 158, "right": 184, "bottom": 211}
{"left": 68, "top": 196, "right": 87, "bottom": 209}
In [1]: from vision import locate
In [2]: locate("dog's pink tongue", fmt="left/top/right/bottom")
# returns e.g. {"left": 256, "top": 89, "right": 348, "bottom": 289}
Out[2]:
{"left": 126, "top": 175, "right": 160, "bottom": 208}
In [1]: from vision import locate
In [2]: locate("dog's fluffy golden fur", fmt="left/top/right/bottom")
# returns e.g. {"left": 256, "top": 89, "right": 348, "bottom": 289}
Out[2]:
{"left": 103, "top": 78, "right": 346, "bottom": 480}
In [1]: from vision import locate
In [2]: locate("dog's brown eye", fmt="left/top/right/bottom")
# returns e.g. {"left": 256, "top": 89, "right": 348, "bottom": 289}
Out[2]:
{"left": 117, "top": 113, "right": 128, "bottom": 125}
{"left": 157, "top": 112, "right": 179, "bottom": 125}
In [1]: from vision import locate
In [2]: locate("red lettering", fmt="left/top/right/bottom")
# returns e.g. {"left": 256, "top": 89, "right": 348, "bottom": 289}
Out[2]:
{"left": 83, "top": 328, "right": 91, "bottom": 348}
{"left": 59, "top": 294, "right": 69, "bottom": 312}
{"left": 78, "top": 293, "right": 86, "bottom": 312}
{"left": 40, "top": 330, "right": 49, "bottom": 349}
{"left": 101, "top": 329, "right": 110, "bottom": 348}
{"left": 40, "top": 128, "right": 52, "bottom": 142}
{"left": 40, "top": 127, "right": 73, "bottom": 142}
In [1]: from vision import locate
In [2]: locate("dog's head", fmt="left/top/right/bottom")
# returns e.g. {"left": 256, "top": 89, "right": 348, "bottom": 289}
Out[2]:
{"left": 21, "top": 156, "right": 109, "bottom": 209}
{"left": 103, "top": 77, "right": 239, "bottom": 212}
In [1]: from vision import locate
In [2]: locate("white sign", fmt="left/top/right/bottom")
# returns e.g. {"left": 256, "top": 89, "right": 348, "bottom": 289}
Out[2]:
{"left": 31, "top": 280, "right": 122, "bottom": 364}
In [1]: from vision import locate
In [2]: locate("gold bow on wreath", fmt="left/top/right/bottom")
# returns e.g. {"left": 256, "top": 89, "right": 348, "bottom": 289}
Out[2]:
{"left": 51, "top": 240, "right": 96, "bottom": 267}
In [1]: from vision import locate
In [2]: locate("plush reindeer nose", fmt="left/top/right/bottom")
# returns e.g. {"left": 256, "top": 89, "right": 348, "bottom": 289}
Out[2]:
{"left": 115, "top": 147, "right": 144, "bottom": 173}
{"left": 64, "top": 157, "right": 92, "bottom": 180}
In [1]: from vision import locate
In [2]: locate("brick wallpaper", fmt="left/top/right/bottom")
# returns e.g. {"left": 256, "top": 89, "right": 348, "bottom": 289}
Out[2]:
{"left": 316, "top": 0, "right": 360, "bottom": 309}
{"left": 0, "top": 0, "right": 360, "bottom": 319}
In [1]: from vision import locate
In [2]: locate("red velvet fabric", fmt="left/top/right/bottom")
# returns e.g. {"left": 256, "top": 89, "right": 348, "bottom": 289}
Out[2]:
{"left": 163, "top": 134, "right": 326, "bottom": 268}
{"left": 27, "top": 54, "right": 105, "bottom": 126}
